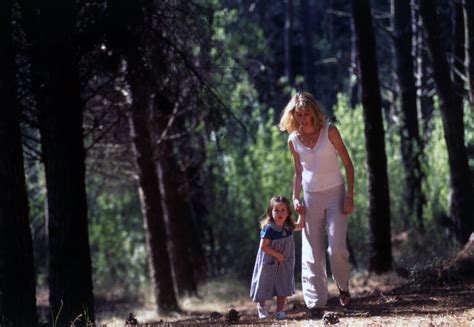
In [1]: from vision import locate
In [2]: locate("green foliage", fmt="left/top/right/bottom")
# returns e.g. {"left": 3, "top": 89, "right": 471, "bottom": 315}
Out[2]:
{"left": 87, "top": 175, "right": 148, "bottom": 296}
{"left": 206, "top": 108, "right": 294, "bottom": 276}
{"left": 333, "top": 95, "right": 474, "bottom": 268}
{"left": 332, "top": 94, "right": 369, "bottom": 265}
{"left": 421, "top": 106, "right": 450, "bottom": 220}
{"left": 202, "top": 4, "right": 296, "bottom": 276}
{"left": 25, "top": 161, "right": 48, "bottom": 287}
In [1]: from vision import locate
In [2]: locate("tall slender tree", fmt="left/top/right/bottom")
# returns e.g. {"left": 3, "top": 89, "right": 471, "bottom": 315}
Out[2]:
{"left": 150, "top": 90, "right": 198, "bottom": 296}
{"left": 22, "top": 2, "right": 96, "bottom": 324}
{"left": 465, "top": 0, "right": 474, "bottom": 102}
{"left": 284, "top": 0, "right": 294, "bottom": 86}
{"left": 392, "top": 0, "right": 425, "bottom": 231}
{"left": 127, "top": 76, "right": 180, "bottom": 312}
{"left": 419, "top": 0, "right": 474, "bottom": 244}
{"left": 301, "top": 0, "right": 316, "bottom": 95}
{"left": 452, "top": 0, "right": 466, "bottom": 99}
{"left": 411, "top": 0, "right": 434, "bottom": 129}
{"left": 351, "top": 0, "right": 392, "bottom": 272}
{"left": 104, "top": 0, "right": 180, "bottom": 312}
{"left": 0, "top": 1, "right": 38, "bottom": 325}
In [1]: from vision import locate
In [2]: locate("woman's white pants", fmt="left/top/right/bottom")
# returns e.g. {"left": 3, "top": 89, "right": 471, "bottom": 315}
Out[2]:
{"left": 302, "top": 184, "right": 350, "bottom": 308}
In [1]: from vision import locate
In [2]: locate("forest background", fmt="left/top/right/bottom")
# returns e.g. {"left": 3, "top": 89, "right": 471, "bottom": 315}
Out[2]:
{"left": 1, "top": 0, "right": 473, "bottom": 326}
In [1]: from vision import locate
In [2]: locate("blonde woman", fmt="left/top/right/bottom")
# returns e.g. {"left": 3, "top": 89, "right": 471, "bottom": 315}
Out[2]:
{"left": 279, "top": 92, "right": 354, "bottom": 312}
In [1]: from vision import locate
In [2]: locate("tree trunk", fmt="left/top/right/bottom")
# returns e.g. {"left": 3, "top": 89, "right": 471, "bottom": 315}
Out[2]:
{"left": 452, "top": 0, "right": 466, "bottom": 99}
{"left": 465, "top": 0, "right": 474, "bottom": 102}
{"left": 301, "top": 0, "right": 316, "bottom": 95}
{"left": 284, "top": 0, "right": 294, "bottom": 85}
{"left": 350, "top": 22, "right": 360, "bottom": 108}
{"left": 411, "top": 0, "right": 434, "bottom": 130}
{"left": 32, "top": 4, "right": 95, "bottom": 324}
{"left": 419, "top": 0, "right": 474, "bottom": 244}
{"left": 351, "top": 0, "right": 393, "bottom": 273}
{"left": 128, "top": 76, "right": 179, "bottom": 313}
{"left": 157, "top": 147, "right": 198, "bottom": 297}
{"left": 153, "top": 99, "right": 199, "bottom": 297}
{"left": 0, "top": 1, "right": 38, "bottom": 325}
{"left": 392, "top": 0, "right": 425, "bottom": 231}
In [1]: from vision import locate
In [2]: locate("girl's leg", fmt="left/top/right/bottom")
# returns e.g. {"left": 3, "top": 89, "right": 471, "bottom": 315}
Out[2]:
{"left": 275, "top": 296, "right": 287, "bottom": 320}
{"left": 326, "top": 185, "right": 350, "bottom": 292}
{"left": 276, "top": 296, "right": 286, "bottom": 312}
{"left": 256, "top": 300, "right": 269, "bottom": 318}
{"left": 302, "top": 190, "right": 328, "bottom": 308}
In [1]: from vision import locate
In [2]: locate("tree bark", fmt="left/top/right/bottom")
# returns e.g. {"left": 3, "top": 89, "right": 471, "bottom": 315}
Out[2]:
{"left": 151, "top": 95, "right": 199, "bottom": 297}
{"left": 351, "top": 0, "right": 393, "bottom": 273}
{"left": 128, "top": 76, "right": 179, "bottom": 313}
{"left": 452, "top": 0, "right": 466, "bottom": 99}
{"left": 0, "top": 1, "right": 38, "bottom": 325}
{"left": 157, "top": 148, "right": 199, "bottom": 297}
{"left": 419, "top": 0, "right": 474, "bottom": 244}
{"left": 392, "top": 0, "right": 425, "bottom": 231}
{"left": 465, "top": 0, "right": 474, "bottom": 102}
{"left": 301, "top": 0, "right": 316, "bottom": 95}
{"left": 350, "top": 22, "right": 360, "bottom": 108}
{"left": 284, "top": 0, "right": 294, "bottom": 85}
{"left": 411, "top": 0, "right": 434, "bottom": 130}
{"left": 29, "top": 4, "right": 95, "bottom": 324}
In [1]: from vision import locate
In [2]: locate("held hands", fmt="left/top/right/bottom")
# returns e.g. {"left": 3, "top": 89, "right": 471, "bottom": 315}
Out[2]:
{"left": 293, "top": 198, "right": 304, "bottom": 212}
{"left": 344, "top": 195, "right": 354, "bottom": 214}
{"left": 295, "top": 204, "right": 305, "bottom": 216}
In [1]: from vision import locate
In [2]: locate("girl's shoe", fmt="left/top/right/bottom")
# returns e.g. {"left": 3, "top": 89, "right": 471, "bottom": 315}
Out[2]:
{"left": 274, "top": 311, "right": 286, "bottom": 320}
{"left": 256, "top": 303, "right": 269, "bottom": 319}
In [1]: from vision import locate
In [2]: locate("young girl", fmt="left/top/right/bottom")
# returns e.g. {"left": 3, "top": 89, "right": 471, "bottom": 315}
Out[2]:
{"left": 250, "top": 196, "right": 305, "bottom": 320}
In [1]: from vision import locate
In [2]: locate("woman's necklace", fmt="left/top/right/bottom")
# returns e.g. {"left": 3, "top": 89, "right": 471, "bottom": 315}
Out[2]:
{"left": 298, "top": 129, "right": 320, "bottom": 148}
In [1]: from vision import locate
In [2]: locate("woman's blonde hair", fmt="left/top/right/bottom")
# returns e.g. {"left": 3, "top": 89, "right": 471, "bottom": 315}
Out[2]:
{"left": 278, "top": 91, "right": 326, "bottom": 133}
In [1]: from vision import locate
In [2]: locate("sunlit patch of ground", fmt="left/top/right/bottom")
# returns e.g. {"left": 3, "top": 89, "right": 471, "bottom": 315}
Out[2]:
{"left": 90, "top": 272, "right": 473, "bottom": 326}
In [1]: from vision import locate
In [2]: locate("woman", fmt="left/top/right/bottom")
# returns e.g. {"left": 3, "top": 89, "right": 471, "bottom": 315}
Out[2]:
{"left": 279, "top": 91, "right": 354, "bottom": 310}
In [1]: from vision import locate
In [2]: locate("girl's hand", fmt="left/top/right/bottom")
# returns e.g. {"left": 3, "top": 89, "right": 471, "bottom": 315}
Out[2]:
{"left": 293, "top": 198, "right": 303, "bottom": 211}
{"left": 275, "top": 252, "right": 284, "bottom": 263}
{"left": 295, "top": 205, "right": 305, "bottom": 215}
{"left": 344, "top": 196, "right": 354, "bottom": 214}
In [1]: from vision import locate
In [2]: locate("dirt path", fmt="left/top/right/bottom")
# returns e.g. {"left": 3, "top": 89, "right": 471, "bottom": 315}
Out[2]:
{"left": 172, "top": 284, "right": 473, "bottom": 326}
{"left": 95, "top": 273, "right": 473, "bottom": 326}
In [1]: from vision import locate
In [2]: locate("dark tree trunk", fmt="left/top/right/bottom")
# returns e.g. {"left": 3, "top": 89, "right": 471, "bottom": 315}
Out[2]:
{"left": 419, "top": 0, "right": 474, "bottom": 244}
{"left": 157, "top": 148, "right": 198, "bottom": 297}
{"left": 301, "top": 0, "right": 316, "bottom": 95}
{"left": 392, "top": 0, "right": 425, "bottom": 231}
{"left": 128, "top": 76, "right": 179, "bottom": 313}
{"left": 351, "top": 0, "right": 393, "bottom": 273}
{"left": 350, "top": 22, "right": 360, "bottom": 108}
{"left": 284, "top": 0, "right": 294, "bottom": 85}
{"left": 151, "top": 93, "right": 198, "bottom": 297}
{"left": 411, "top": 0, "right": 434, "bottom": 130}
{"left": 452, "top": 0, "right": 466, "bottom": 99}
{"left": 31, "top": 4, "right": 95, "bottom": 324}
{"left": 465, "top": 0, "right": 474, "bottom": 102}
{"left": 0, "top": 1, "right": 38, "bottom": 325}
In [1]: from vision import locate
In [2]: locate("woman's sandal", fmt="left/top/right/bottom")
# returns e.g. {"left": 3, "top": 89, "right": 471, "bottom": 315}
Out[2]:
{"left": 337, "top": 285, "right": 351, "bottom": 307}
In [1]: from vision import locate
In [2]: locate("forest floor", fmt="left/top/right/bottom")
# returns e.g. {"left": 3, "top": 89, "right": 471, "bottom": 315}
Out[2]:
{"left": 93, "top": 271, "right": 474, "bottom": 326}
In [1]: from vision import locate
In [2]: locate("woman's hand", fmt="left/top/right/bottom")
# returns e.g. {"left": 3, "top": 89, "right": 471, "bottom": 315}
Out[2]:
{"left": 343, "top": 196, "right": 354, "bottom": 215}
{"left": 293, "top": 198, "right": 303, "bottom": 212}
{"left": 295, "top": 204, "right": 305, "bottom": 215}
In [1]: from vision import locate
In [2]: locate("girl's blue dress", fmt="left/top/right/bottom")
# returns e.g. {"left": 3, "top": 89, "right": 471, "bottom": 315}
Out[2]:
{"left": 250, "top": 222, "right": 295, "bottom": 301}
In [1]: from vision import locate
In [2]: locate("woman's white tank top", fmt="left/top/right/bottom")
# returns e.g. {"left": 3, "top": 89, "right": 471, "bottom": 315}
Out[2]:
{"left": 289, "top": 124, "right": 344, "bottom": 192}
